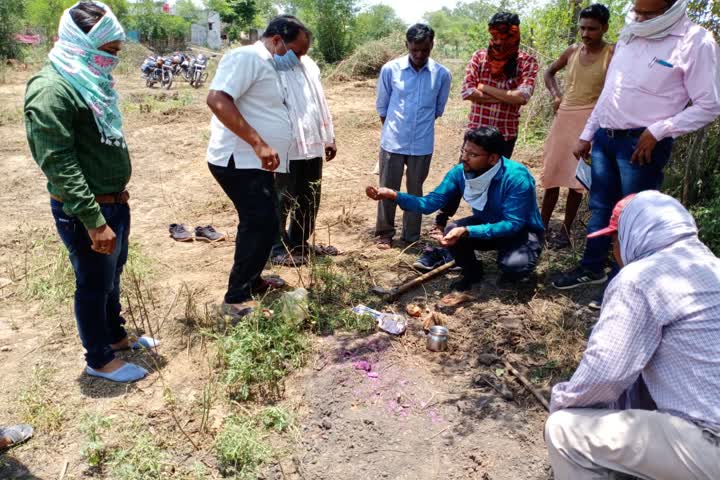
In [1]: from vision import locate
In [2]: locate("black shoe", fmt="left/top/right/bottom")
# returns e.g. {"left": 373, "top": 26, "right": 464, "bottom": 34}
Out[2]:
{"left": 450, "top": 275, "right": 482, "bottom": 292}
{"left": 552, "top": 266, "right": 607, "bottom": 290}
{"left": 413, "top": 248, "right": 442, "bottom": 272}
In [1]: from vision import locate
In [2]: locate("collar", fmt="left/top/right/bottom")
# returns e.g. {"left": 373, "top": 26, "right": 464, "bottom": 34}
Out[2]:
{"left": 400, "top": 55, "right": 434, "bottom": 72}
{"left": 491, "top": 157, "right": 506, "bottom": 182}
{"left": 669, "top": 14, "right": 692, "bottom": 37}
{"left": 254, "top": 40, "right": 272, "bottom": 59}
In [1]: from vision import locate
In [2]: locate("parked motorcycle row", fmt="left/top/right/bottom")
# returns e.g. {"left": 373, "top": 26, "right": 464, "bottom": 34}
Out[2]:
{"left": 140, "top": 51, "right": 211, "bottom": 90}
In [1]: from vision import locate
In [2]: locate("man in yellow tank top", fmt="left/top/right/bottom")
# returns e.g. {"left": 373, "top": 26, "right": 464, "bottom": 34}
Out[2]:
{"left": 541, "top": 4, "right": 614, "bottom": 249}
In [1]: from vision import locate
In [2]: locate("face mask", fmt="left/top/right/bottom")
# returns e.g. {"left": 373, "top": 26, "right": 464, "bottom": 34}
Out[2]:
{"left": 274, "top": 47, "right": 300, "bottom": 71}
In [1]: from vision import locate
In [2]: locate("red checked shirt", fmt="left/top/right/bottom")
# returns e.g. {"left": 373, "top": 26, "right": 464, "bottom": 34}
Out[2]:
{"left": 462, "top": 50, "right": 539, "bottom": 140}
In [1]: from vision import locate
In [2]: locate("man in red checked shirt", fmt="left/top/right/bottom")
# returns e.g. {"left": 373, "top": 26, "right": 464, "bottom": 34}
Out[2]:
{"left": 433, "top": 11, "right": 539, "bottom": 232}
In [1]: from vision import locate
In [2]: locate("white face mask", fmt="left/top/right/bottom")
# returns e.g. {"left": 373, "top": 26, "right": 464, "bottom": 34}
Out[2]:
{"left": 463, "top": 160, "right": 502, "bottom": 211}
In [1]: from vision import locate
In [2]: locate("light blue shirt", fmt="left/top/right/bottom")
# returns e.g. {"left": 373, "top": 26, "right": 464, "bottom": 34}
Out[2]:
{"left": 376, "top": 56, "right": 452, "bottom": 156}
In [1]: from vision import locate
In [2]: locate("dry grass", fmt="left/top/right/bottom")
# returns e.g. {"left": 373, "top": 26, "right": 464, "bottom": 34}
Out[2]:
{"left": 327, "top": 33, "right": 406, "bottom": 81}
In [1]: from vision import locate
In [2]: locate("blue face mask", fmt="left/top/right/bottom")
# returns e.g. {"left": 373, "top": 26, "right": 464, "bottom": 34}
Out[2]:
{"left": 274, "top": 48, "right": 300, "bottom": 71}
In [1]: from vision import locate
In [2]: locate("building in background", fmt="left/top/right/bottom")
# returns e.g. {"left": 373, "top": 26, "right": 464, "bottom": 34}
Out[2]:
{"left": 191, "top": 10, "right": 222, "bottom": 50}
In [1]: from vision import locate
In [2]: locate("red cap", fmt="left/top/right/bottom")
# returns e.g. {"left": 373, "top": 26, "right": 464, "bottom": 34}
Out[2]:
{"left": 587, "top": 194, "right": 637, "bottom": 239}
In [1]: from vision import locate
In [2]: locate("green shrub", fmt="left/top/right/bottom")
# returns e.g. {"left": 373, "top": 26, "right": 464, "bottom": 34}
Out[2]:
{"left": 215, "top": 305, "right": 307, "bottom": 401}
{"left": 214, "top": 416, "right": 271, "bottom": 479}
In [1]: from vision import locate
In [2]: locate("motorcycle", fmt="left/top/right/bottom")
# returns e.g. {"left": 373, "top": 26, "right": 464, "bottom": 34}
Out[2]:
{"left": 160, "top": 57, "right": 174, "bottom": 90}
{"left": 189, "top": 54, "right": 209, "bottom": 89}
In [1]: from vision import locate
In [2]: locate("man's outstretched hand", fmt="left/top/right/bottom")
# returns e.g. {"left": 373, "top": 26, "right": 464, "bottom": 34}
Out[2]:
{"left": 440, "top": 227, "right": 468, "bottom": 247}
{"left": 366, "top": 186, "right": 397, "bottom": 201}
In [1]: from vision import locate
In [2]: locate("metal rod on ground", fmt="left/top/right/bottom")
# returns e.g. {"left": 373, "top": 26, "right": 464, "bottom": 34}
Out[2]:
{"left": 503, "top": 360, "right": 550, "bottom": 412}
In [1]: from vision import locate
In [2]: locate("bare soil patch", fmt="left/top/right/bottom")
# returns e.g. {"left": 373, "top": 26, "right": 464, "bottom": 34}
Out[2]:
{"left": 0, "top": 65, "right": 599, "bottom": 479}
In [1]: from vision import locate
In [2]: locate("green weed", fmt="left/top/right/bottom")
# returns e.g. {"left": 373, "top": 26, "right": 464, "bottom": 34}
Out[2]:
{"left": 214, "top": 305, "right": 308, "bottom": 401}
{"left": 108, "top": 431, "right": 168, "bottom": 480}
{"left": 214, "top": 416, "right": 271, "bottom": 479}
{"left": 258, "top": 406, "right": 293, "bottom": 433}
{"left": 308, "top": 257, "right": 377, "bottom": 334}
{"left": 18, "top": 366, "right": 66, "bottom": 433}
{"left": 80, "top": 413, "right": 113, "bottom": 467}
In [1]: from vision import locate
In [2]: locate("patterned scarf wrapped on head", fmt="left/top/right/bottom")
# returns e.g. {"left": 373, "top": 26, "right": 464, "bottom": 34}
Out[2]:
{"left": 48, "top": 1, "right": 127, "bottom": 147}
{"left": 487, "top": 23, "right": 520, "bottom": 79}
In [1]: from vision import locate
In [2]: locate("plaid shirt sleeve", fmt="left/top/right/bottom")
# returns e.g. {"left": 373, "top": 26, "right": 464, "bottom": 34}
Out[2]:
{"left": 461, "top": 51, "right": 482, "bottom": 100}
{"left": 25, "top": 77, "right": 105, "bottom": 228}
{"left": 550, "top": 279, "right": 662, "bottom": 412}
{"left": 516, "top": 54, "right": 539, "bottom": 100}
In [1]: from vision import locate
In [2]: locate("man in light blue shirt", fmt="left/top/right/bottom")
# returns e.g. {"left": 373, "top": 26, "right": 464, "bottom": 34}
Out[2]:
{"left": 374, "top": 24, "right": 452, "bottom": 248}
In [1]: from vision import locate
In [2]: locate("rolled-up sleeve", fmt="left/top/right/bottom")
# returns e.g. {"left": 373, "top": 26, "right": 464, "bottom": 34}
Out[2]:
{"left": 376, "top": 65, "right": 392, "bottom": 118}
{"left": 461, "top": 51, "right": 482, "bottom": 99}
{"left": 516, "top": 55, "right": 539, "bottom": 100}
{"left": 25, "top": 83, "right": 104, "bottom": 228}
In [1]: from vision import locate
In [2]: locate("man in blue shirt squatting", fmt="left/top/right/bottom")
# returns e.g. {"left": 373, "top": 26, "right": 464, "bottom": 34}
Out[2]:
{"left": 374, "top": 23, "right": 452, "bottom": 249}
{"left": 366, "top": 126, "right": 545, "bottom": 291}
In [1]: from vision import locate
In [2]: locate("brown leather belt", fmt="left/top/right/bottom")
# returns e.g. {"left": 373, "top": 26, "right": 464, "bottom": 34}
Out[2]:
{"left": 51, "top": 190, "right": 130, "bottom": 204}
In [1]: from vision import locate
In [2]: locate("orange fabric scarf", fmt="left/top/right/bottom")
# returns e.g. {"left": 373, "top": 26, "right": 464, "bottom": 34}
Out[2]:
{"left": 487, "top": 24, "right": 520, "bottom": 78}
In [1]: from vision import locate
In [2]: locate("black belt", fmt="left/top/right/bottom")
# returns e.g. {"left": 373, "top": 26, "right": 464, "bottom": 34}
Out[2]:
{"left": 603, "top": 127, "right": 646, "bottom": 138}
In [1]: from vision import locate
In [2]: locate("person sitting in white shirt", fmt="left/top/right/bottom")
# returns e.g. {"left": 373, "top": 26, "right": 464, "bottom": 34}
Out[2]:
{"left": 546, "top": 190, "right": 720, "bottom": 480}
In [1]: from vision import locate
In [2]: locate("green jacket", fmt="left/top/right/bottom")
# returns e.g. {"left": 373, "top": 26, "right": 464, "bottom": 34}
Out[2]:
{"left": 25, "top": 64, "right": 131, "bottom": 229}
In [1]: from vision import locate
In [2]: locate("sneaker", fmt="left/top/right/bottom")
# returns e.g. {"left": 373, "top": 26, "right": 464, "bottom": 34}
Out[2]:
{"left": 413, "top": 248, "right": 442, "bottom": 272}
{"left": 450, "top": 275, "right": 482, "bottom": 292}
{"left": 169, "top": 223, "right": 193, "bottom": 242}
{"left": 195, "top": 225, "right": 226, "bottom": 242}
{"left": 438, "top": 248, "right": 462, "bottom": 271}
{"left": 552, "top": 266, "right": 607, "bottom": 290}
{"left": 588, "top": 297, "right": 602, "bottom": 311}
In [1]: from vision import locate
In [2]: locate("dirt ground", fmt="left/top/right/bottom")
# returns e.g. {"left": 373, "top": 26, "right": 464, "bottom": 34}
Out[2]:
{"left": 0, "top": 64, "right": 602, "bottom": 479}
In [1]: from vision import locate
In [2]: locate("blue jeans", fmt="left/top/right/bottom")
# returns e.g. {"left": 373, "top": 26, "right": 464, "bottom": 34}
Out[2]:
{"left": 581, "top": 129, "right": 673, "bottom": 272}
{"left": 51, "top": 198, "right": 130, "bottom": 369}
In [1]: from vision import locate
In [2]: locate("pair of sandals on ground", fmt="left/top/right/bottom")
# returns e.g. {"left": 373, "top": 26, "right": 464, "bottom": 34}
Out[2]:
{"left": 169, "top": 224, "right": 226, "bottom": 242}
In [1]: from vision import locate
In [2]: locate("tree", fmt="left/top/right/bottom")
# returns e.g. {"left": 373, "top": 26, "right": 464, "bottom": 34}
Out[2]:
{"left": 353, "top": 4, "right": 406, "bottom": 45}
{"left": 25, "top": 0, "right": 71, "bottom": 42}
{"left": 313, "top": 0, "right": 357, "bottom": 63}
{"left": 206, "top": 0, "right": 275, "bottom": 37}
{"left": 0, "top": 0, "right": 26, "bottom": 59}
{"left": 175, "top": 0, "right": 201, "bottom": 23}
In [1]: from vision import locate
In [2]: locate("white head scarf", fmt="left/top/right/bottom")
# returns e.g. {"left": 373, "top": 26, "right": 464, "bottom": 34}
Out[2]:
{"left": 619, "top": 0, "right": 690, "bottom": 44}
{"left": 618, "top": 191, "right": 698, "bottom": 265}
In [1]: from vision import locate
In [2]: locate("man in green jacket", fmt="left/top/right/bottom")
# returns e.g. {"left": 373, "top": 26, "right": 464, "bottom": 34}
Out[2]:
{"left": 25, "top": 1, "right": 147, "bottom": 383}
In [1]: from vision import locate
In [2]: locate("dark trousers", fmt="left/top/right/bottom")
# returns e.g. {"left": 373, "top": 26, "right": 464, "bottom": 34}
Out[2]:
{"left": 209, "top": 157, "right": 278, "bottom": 304}
{"left": 436, "top": 137, "right": 517, "bottom": 227}
{"left": 51, "top": 198, "right": 129, "bottom": 369}
{"left": 271, "top": 157, "right": 323, "bottom": 257}
{"left": 446, "top": 215, "right": 543, "bottom": 279}
{"left": 581, "top": 129, "right": 673, "bottom": 273}
{"left": 375, "top": 148, "right": 433, "bottom": 243}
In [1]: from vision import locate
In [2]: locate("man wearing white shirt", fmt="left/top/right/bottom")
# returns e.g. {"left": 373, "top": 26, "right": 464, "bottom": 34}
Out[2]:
{"left": 206, "top": 15, "right": 311, "bottom": 317}
{"left": 271, "top": 46, "right": 338, "bottom": 266}
{"left": 552, "top": 0, "right": 720, "bottom": 296}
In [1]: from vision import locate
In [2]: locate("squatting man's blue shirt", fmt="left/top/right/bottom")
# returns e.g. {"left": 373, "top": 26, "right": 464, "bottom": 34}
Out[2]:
{"left": 395, "top": 158, "right": 545, "bottom": 240}
{"left": 376, "top": 56, "right": 452, "bottom": 156}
